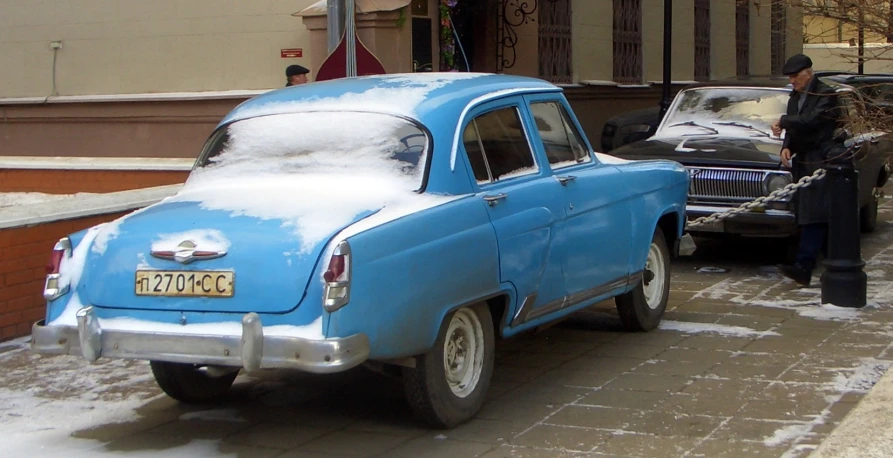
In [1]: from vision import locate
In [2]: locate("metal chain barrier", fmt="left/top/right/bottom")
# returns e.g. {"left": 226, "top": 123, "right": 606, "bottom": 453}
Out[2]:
{"left": 686, "top": 167, "right": 827, "bottom": 229}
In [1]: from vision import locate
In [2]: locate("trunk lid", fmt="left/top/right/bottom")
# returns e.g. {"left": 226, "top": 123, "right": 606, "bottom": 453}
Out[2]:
{"left": 80, "top": 198, "right": 377, "bottom": 314}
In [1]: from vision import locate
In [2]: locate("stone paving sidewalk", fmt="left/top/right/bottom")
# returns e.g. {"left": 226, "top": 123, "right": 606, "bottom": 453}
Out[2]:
{"left": 1, "top": 185, "right": 892, "bottom": 458}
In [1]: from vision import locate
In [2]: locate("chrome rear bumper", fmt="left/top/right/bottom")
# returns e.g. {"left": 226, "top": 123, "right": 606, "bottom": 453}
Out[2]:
{"left": 31, "top": 306, "right": 370, "bottom": 374}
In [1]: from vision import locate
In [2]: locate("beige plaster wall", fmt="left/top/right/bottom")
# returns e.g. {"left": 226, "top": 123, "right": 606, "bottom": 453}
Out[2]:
{"left": 0, "top": 0, "right": 318, "bottom": 97}
{"left": 785, "top": 4, "right": 804, "bottom": 61}
{"left": 805, "top": 43, "right": 893, "bottom": 73}
{"left": 643, "top": 0, "right": 695, "bottom": 83}
{"left": 710, "top": 0, "right": 737, "bottom": 80}
{"left": 748, "top": 0, "right": 772, "bottom": 75}
{"left": 572, "top": 0, "right": 613, "bottom": 82}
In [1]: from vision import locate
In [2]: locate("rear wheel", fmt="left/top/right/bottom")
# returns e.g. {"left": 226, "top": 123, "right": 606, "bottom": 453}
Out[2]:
{"left": 149, "top": 361, "right": 239, "bottom": 403}
{"left": 402, "top": 303, "right": 494, "bottom": 429}
{"left": 615, "top": 227, "right": 671, "bottom": 331}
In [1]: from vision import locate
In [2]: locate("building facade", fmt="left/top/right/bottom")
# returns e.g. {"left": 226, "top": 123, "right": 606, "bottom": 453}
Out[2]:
{"left": 801, "top": 0, "right": 893, "bottom": 73}
{"left": 0, "top": 0, "right": 802, "bottom": 159}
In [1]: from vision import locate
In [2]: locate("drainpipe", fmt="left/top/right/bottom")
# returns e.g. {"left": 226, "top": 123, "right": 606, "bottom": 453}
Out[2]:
{"left": 660, "top": 0, "right": 673, "bottom": 120}
{"left": 327, "top": 0, "right": 346, "bottom": 53}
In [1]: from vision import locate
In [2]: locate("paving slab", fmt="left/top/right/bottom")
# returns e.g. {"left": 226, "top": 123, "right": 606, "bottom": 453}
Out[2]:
{"left": 1, "top": 182, "right": 892, "bottom": 457}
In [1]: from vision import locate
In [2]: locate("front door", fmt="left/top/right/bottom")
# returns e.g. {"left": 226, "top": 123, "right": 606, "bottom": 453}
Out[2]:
{"left": 459, "top": 100, "right": 569, "bottom": 314}
{"left": 525, "top": 96, "right": 634, "bottom": 299}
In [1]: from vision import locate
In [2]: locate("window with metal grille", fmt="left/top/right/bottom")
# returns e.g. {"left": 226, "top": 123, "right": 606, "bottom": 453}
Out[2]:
{"left": 695, "top": 0, "right": 711, "bottom": 81}
{"left": 613, "top": 0, "right": 643, "bottom": 84}
{"left": 736, "top": 0, "right": 750, "bottom": 76}
{"left": 770, "top": 0, "right": 787, "bottom": 74}
{"left": 539, "top": 0, "right": 573, "bottom": 84}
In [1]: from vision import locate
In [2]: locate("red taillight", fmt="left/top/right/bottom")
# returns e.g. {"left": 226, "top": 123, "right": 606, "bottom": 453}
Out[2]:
{"left": 45, "top": 238, "right": 71, "bottom": 275}
{"left": 44, "top": 237, "right": 72, "bottom": 301}
{"left": 323, "top": 241, "right": 351, "bottom": 312}
{"left": 46, "top": 249, "right": 65, "bottom": 275}
{"left": 324, "top": 255, "right": 346, "bottom": 282}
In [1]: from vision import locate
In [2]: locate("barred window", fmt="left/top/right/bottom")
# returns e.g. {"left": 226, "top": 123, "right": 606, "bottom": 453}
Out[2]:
{"left": 539, "top": 0, "right": 573, "bottom": 84}
{"left": 695, "top": 0, "right": 711, "bottom": 81}
{"left": 770, "top": 0, "right": 787, "bottom": 75}
{"left": 613, "top": 0, "right": 643, "bottom": 84}
{"left": 736, "top": 0, "right": 750, "bottom": 76}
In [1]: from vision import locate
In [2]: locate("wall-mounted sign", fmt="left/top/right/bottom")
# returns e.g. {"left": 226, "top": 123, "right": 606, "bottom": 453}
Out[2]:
{"left": 281, "top": 48, "right": 303, "bottom": 58}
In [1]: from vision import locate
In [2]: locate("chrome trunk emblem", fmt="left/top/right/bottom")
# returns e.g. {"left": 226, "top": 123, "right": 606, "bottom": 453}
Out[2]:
{"left": 150, "top": 240, "right": 227, "bottom": 264}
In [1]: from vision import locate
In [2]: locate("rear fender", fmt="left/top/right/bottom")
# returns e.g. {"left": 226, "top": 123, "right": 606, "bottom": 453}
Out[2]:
{"left": 324, "top": 196, "right": 503, "bottom": 360}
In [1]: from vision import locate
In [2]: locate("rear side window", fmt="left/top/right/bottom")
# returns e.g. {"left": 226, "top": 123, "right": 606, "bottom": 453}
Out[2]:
{"left": 462, "top": 106, "right": 538, "bottom": 184}
{"left": 529, "top": 101, "right": 591, "bottom": 168}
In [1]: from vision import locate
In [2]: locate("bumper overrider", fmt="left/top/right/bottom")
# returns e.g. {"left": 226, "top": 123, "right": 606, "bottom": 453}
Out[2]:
{"left": 31, "top": 306, "right": 370, "bottom": 374}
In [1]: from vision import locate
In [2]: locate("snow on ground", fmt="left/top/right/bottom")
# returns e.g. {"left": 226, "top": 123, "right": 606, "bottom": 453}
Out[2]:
{"left": 0, "top": 339, "right": 173, "bottom": 457}
{"left": 0, "top": 192, "right": 97, "bottom": 208}
{"left": 658, "top": 320, "right": 780, "bottom": 337}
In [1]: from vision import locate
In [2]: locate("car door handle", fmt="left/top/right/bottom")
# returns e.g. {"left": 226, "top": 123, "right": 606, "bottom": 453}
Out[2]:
{"left": 483, "top": 193, "right": 508, "bottom": 206}
{"left": 556, "top": 175, "right": 577, "bottom": 185}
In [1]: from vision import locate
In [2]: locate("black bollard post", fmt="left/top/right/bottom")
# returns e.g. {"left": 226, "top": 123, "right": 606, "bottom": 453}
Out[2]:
{"left": 820, "top": 159, "right": 867, "bottom": 308}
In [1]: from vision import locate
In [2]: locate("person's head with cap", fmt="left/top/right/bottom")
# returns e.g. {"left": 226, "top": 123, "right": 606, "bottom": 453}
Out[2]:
{"left": 285, "top": 64, "right": 310, "bottom": 87}
{"left": 782, "top": 54, "right": 814, "bottom": 92}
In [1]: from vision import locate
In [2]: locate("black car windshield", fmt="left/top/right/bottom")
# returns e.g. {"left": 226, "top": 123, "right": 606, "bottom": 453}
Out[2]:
{"left": 192, "top": 111, "right": 430, "bottom": 191}
{"left": 660, "top": 87, "right": 790, "bottom": 137}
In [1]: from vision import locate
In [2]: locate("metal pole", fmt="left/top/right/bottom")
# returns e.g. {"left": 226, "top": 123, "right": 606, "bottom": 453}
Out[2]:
{"left": 858, "top": 6, "right": 865, "bottom": 74}
{"left": 820, "top": 159, "right": 867, "bottom": 308}
{"left": 660, "top": 0, "right": 673, "bottom": 119}
{"left": 327, "top": 0, "right": 346, "bottom": 53}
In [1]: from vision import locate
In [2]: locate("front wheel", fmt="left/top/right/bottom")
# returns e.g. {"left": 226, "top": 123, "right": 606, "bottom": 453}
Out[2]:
{"left": 402, "top": 303, "right": 495, "bottom": 429}
{"left": 615, "top": 227, "right": 671, "bottom": 332}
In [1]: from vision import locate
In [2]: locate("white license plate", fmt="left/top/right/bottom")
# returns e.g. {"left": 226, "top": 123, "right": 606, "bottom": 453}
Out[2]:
{"left": 135, "top": 270, "right": 234, "bottom": 297}
{"left": 687, "top": 219, "right": 724, "bottom": 232}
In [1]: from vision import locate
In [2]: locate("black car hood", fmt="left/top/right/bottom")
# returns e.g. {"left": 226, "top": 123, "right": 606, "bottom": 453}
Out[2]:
{"left": 610, "top": 135, "right": 784, "bottom": 169}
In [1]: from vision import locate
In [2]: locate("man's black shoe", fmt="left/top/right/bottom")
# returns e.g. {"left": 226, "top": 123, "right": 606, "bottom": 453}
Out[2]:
{"left": 778, "top": 264, "right": 812, "bottom": 287}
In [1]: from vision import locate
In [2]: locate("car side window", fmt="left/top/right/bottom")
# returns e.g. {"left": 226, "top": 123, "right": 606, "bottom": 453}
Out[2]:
{"left": 529, "top": 101, "right": 591, "bottom": 169}
{"left": 462, "top": 106, "right": 538, "bottom": 183}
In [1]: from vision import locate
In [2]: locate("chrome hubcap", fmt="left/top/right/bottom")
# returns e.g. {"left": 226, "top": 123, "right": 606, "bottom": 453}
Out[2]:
{"left": 443, "top": 308, "right": 485, "bottom": 398}
{"left": 643, "top": 241, "right": 666, "bottom": 310}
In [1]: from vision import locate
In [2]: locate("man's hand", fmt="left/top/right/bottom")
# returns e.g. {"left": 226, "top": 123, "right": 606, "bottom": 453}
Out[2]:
{"left": 780, "top": 148, "right": 793, "bottom": 168}
{"left": 771, "top": 118, "right": 783, "bottom": 137}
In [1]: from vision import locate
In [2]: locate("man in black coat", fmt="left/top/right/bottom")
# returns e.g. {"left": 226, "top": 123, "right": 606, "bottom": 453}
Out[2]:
{"left": 770, "top": 54, "right": 847, "bottom": 286}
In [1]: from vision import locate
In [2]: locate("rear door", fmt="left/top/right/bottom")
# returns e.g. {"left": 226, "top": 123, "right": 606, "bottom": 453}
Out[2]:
{"left": 459, "top": 98, "right": 569, "bottom": 312}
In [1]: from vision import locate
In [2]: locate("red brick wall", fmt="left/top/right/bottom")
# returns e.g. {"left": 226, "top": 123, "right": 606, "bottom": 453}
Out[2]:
{"left": 0, "top": 211, "right": 130, "bottom": 340}
{"left": 0, "top": 169, "right": 189, "bottom": 194}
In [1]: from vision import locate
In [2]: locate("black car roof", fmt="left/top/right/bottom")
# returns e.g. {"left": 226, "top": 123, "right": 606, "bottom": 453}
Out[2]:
{"left": 680, "top": 75, "right": 792, "bottom": 89}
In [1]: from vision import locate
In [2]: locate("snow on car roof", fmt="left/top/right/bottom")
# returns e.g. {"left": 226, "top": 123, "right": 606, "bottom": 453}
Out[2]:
{"left": 221, "top": 73, "right": 561, "bottom": 126}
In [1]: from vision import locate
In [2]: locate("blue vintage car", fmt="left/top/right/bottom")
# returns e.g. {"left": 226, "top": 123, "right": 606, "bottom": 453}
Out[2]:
{"left": 31, "top": 73, "right": 690, "bottom": 428}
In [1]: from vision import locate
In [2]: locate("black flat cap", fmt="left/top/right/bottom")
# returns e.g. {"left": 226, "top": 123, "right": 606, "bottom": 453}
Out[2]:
{"left": 286, "top": 64, "right": 309, "bottom": 76}
{"left": 782, "top": 54, "right": 813, "bottom": 76}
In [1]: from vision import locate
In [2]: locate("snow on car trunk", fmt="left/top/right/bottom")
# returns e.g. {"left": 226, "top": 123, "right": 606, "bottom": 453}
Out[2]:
{"left": 71, "top": 110, "right": 431, "bottom": 315}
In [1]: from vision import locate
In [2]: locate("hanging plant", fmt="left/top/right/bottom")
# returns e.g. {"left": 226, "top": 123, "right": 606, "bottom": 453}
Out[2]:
{"left": 440, "top": 0, "right": 459, "bottom": 71}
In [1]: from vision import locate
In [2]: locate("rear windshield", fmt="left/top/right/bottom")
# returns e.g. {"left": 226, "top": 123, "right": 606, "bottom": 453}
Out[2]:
{"left": 193, "top": 111, "right": 430, "bottom": 191}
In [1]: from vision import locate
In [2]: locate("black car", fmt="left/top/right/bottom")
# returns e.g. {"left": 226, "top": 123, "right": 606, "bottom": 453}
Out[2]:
{"left": 600, "top": 76, "right": 794, "bottom": 153}
{"left": 609, "top": 77, "right": 892, "bottom": 239}
{"left": 817, "top": 71, "right": 893, "bottom": 119}
{"left": 600, "top": 106, "right": 660, "bottom": 152}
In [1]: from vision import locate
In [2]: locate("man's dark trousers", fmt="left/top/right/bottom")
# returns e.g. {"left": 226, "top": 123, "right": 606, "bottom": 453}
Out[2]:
{"left": 796, "top": 223, "right": 828, "bottom": 272}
